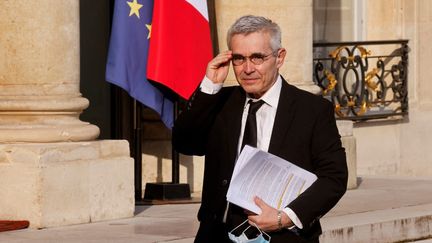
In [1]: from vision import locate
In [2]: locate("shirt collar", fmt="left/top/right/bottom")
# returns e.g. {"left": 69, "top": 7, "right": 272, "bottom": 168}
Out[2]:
{"left": 246, "top": 75, "right": 282, "bottom": 108}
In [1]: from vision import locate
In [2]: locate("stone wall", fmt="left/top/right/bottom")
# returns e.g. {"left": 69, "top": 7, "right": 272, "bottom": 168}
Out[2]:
{"left": 354, "top": 0, "right": 432, "bottom": 177}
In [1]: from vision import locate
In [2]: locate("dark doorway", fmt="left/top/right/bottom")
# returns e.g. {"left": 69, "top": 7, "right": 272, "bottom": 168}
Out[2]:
{"left": 79, "top": 0, "right": 114, "bottom": 139}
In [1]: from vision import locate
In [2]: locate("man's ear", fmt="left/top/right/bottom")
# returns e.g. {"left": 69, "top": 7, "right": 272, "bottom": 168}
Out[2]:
{"left": 276, "top": 48, "right": 287, "bottom": 68}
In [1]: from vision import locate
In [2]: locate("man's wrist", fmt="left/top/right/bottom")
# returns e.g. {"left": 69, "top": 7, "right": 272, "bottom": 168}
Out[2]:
{"left": 277, "top": 210, "right": 283, "bottom": 230}
{"left": 280, "top": 210, "right": 294, "bottom": 228}
{"left": 282, "top": 207, "right": 303, "bottom": 229}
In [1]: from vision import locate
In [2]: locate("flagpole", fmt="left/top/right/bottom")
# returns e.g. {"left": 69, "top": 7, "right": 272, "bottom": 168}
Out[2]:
{"left": 143, "top": 96, "right": 192, "bottom": 202}
{"left": 172, "top": 100, "right": 180, "bottom": 184}
{"left": 133, "top": 100, "right": 143, "bottom": 201}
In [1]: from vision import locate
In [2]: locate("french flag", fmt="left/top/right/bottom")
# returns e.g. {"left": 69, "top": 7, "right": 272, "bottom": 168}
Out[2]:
{"left": 147, "top": 0, "right": 213, "bottom": 100}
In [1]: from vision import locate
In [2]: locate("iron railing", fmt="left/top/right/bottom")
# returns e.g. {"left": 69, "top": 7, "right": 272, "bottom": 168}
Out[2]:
{"left": 313, "top": 40, "right": 409, "bottom": 121}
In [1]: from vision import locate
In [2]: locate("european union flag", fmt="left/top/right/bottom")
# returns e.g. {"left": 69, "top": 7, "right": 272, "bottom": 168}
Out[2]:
{"left": 106, "top": 0, "right": 173, "bottom": 128}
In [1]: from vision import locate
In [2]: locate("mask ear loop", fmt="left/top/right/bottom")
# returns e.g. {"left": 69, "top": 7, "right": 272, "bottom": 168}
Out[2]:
{"left": 229, "top": 219, "right": 250, "bottom": 234}
{"left": 262, "top": 230, "right": 271, "bottom": 241}
{"left": 247, "top": 222, "right": 272, "bottom": 242}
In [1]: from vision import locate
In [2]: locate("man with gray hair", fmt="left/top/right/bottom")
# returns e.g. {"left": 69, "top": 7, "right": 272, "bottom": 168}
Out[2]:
{"left": 173, "top": 15, "right": 347, "bottom": 243}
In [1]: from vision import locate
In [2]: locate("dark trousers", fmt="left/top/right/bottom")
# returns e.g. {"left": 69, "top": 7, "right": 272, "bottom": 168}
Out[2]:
{"left": 194, "top": 205, "right": 319, "bottom": 243}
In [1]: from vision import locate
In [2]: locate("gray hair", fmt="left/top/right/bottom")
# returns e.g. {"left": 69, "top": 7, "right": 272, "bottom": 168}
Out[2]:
{"left": 227, "top": 15, "right": 282, "bottom": 51}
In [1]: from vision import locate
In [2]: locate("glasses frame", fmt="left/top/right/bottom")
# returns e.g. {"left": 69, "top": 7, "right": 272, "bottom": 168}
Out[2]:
{"left": 231, "top": 49, "right": 279, "bottom": 66}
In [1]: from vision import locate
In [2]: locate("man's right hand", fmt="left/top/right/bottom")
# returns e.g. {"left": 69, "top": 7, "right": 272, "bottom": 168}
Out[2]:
{"left": 205, "top": 50, "right": 232, "bottom": 84}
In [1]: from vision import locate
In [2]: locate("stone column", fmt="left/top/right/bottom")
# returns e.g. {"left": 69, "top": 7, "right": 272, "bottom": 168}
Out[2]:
{"left": 0, "top": 0, "right": 99, "bottom": 142}
{"left": 215, "top": 0, "right": 357, "bottom": 189}
{"left": 0, "top": 1, "right": 134, "bottom": 228}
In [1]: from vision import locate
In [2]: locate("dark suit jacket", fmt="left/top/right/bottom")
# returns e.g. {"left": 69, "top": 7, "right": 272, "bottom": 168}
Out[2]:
{"left": 173, "top": 77, "right": 348, "bottom": 242}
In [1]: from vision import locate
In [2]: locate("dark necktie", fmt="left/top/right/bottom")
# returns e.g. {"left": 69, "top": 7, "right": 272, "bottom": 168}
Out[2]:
{"left": 227, "top": 100, "right": 265, "bottom": 227}
{"left": 241, "top": 99, "right": 265, "bottom": 150}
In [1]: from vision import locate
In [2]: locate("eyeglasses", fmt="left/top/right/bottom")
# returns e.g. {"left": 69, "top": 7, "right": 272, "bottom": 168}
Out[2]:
{"left": 231, "top": 50, "right": 278, "bottom": 66}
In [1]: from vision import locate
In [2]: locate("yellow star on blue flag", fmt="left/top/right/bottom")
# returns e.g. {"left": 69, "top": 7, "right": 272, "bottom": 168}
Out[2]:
{"left": 127, "top": 0, "right": 143, "bottom": 18}
{"left": 146, "top": 24, "right": 151, "bottom": 39}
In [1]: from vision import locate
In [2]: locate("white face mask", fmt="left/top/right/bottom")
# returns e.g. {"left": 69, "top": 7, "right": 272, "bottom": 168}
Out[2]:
{"left": 228, "top": 220, "right": 271, "bottom": 243}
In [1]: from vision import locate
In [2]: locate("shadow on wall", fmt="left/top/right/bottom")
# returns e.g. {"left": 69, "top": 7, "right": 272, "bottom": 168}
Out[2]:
{"left": 141, "top": 107, "right": 198, "bottom": 192}
{"left": 313, "top": 0, "right": 343, "bottom": 42}
{"left": 353, "top": 115, "right": 409, "bottom": 129}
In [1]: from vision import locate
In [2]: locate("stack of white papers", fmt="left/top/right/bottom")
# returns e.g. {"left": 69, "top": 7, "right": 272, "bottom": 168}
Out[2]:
{"left": 226, "top": 145, "right": 317, "bottom": 214}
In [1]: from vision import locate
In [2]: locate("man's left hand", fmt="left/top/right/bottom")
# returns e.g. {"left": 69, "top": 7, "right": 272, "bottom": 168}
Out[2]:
{"left": 247, "top": 196, "right": 293, "bottom": 232}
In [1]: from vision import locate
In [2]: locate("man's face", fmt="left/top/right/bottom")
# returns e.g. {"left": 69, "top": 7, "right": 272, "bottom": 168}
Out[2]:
{"left": 230, "top": 31, "right": 286, "bottom": 98}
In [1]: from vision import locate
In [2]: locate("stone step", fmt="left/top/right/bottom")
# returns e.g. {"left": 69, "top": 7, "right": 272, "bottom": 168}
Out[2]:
{"left": 319, "top": 176, "right": 432, "bottom": 243}
{"left": 0, "top": 176, "right": 431, "bottom": 243}
{"left": 320, "top": 203, "right": 432, "bottom": 243}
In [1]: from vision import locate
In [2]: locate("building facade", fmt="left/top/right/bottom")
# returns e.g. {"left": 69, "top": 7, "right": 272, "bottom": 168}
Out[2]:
{"left": 1, "top": 0, "right": 431, "bottom": 228}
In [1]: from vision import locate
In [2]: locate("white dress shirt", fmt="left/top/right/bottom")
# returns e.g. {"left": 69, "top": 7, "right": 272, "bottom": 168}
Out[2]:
{"left": 200, "top": 75, "right": 303, "bottom": 229}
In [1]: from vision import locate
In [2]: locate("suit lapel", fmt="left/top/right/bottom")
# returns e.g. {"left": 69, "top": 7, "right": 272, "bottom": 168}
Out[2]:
{"left": 268, "top": 79, "right": 297, "bottom": 155}
{"left": 221, "top": 88, "right": 246, "bottom": 169}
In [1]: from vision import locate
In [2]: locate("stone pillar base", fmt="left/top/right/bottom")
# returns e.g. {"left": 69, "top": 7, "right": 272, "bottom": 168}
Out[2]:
{"left": 338, "top": 121, "right": 357, "bottom": 189}
{"left": 0, "top": 140, "right": 134, "bottom": 229}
